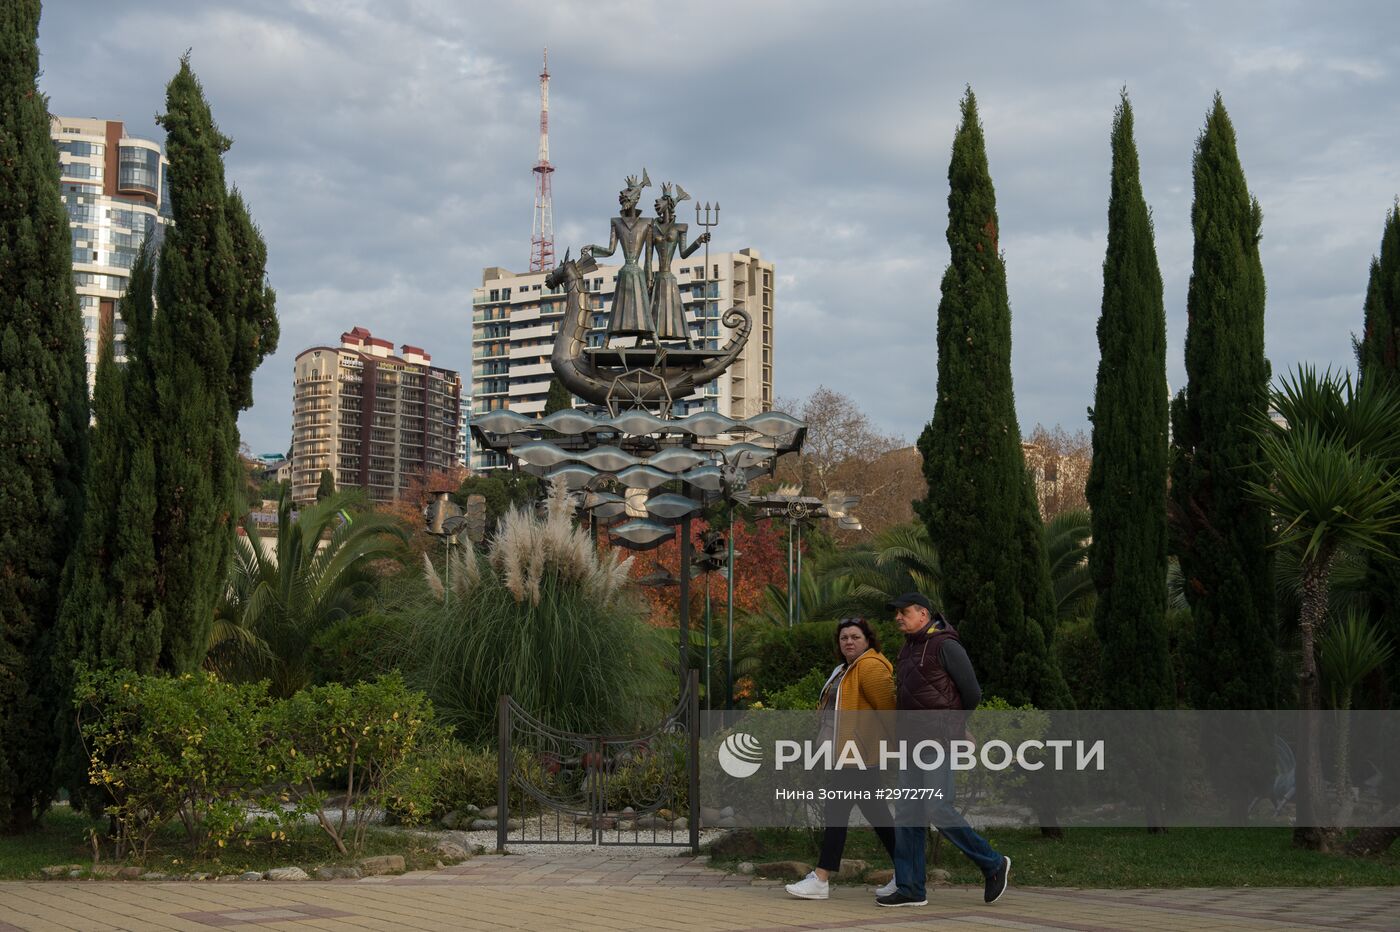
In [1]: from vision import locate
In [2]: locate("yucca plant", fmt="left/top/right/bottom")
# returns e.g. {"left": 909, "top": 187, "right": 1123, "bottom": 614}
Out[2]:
{"left": 1249, "top": 365, "right": 1400, "bottom": 846}
{"left": 398, "top": 478, "right": 672, "bottom": 743}
{"left": 1319, "top": 609, "right": 1394, "bottom": 810}
{"left": 210, "top": 489, "right": 406, "bottom": 697}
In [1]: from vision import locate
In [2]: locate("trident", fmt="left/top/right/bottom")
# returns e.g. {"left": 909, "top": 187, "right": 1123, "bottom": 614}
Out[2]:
{"left": 695, "top": 201, "right": 720, "bottom": 334}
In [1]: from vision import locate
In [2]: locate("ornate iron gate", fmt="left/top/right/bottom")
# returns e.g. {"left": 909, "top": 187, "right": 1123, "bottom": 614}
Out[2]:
{"left": 496, "top": 671, "right": 700, "bottom": 852}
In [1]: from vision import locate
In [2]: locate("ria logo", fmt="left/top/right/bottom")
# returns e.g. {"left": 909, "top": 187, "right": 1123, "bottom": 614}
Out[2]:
{"left": 717, "top": 732, "right": 763, "bottom": 778}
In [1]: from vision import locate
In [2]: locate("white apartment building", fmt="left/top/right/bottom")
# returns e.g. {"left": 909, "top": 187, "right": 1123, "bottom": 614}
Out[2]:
{"left": 470, "top": 248, "right": 775, "bottom": 470}
{"left": 51, "top": 116, "right": 171, "bottom": 392}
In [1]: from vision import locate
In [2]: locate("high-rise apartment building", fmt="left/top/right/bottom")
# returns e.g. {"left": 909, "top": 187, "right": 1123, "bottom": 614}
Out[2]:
{"left": 292, "top": 327, "right": 463, "bottom": 504}
{"left": 50, "top": 116, "right": 171, "bottom": 392}
{"left": 470, "top": 248, "right": 775, "bottom": 469}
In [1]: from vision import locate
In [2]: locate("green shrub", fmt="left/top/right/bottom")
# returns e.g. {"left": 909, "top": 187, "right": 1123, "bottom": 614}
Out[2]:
{"left": 765, "top": 665, "right": 831, "bottom": 710}
{"left": 1166, "top": 608, "right": 1193, "bottom": 709}
{"left": 74, "top": 668, "right": 277, "bottom": 860}
{"left": 274, "top": 673, "right": 442, "bottom": 855}
{"left": 405, "top": 740, "right": 498, "bottom": 817}
{"left": 309, "top": 611, "right": 401, "bottom": 686}
{"left": 1053, "top": 617, "right": 1103, "bottom": 710}
{"left": 743, "top": 618, "right": 901, "bottom": 701}
{"left": 962, "top": 696, "right": 1050, "bottom": 812}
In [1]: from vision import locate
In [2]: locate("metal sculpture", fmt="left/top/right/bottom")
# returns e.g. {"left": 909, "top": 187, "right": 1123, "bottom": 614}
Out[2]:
{"left": 546, "top": 250, "right": 751, "bottom": 414}
{"left": 473, "top": 176, "right": 807, "bottom": 705}
{"left": 650, "top": 182, "right": 708, "bottom": 346}
{"left": 582, "top": 171, "right": 656, "bottom": 344}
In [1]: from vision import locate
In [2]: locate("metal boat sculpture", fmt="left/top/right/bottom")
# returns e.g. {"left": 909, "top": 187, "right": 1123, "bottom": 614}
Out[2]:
{"left": 470, "top": 174, "right": 805, "bottom": 554}
{"left": 545, "top": 251, "right": 751, "bottom": 413}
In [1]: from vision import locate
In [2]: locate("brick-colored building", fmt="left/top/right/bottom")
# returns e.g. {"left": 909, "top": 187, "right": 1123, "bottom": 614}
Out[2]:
{"left": 292, "top": 327, "right": 462, "bottom": 503}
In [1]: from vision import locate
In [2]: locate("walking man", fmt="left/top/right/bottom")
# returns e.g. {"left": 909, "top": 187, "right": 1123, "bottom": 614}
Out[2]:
{"left": 877, "top": 592, "right": 1011, "bottom": 908}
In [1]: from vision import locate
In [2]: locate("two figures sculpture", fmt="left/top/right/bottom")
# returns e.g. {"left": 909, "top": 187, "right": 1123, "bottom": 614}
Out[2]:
{"left": 582, "top": 169, "right": 710, "bottom": 349}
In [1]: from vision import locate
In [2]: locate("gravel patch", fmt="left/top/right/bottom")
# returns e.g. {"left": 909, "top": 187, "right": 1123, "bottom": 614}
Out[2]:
{"left": 426, "top": 827, "right": 729, "bottom": 859}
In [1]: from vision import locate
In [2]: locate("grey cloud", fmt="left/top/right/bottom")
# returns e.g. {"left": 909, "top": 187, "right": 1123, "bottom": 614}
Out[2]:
{"left": 35, "top": 0, "right": 1400, "bottom": 457}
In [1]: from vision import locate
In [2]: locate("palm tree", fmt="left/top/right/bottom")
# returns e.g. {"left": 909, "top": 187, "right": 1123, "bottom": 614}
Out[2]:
{"left": 816, "top": 522, "right": 942, "bottom": 619}
{"left": 1248, "top": 365, "right": 1400, "bottom": 848}
{"left": 1044, "top": 508, "right": 1094, "bottom": 622}
{"left": 211, "top": 489, "right": 406, "bottom": 697}
{"left": 744, "top": 572, "right": 855, "bottom": 628}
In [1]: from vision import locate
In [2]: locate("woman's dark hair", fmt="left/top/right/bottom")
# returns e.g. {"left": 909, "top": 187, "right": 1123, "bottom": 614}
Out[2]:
{"left": 834, "top": 616, "right": 880, "bottom": 659}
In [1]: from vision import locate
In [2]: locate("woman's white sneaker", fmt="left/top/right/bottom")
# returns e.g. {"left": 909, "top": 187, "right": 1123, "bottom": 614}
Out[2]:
{"left": 785, "top": 871, "right": 829, "bottom": 900}
{"left": 875, "top": 878, "right": 898, "bottom": 897}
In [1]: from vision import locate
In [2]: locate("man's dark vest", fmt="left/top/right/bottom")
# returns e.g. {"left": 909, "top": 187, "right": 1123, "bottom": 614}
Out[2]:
{"left": 896, "top": 614, "right": 964, "bottom": 712}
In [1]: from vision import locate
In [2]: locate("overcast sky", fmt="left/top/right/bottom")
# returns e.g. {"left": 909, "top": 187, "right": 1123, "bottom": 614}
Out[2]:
{"left": 36, "top": 0, "right": 1400, "bottom": 455}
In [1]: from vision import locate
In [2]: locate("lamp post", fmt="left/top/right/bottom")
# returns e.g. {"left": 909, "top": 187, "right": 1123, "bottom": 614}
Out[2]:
{"left": 425, "top": 490, "right": 467, "bottom": 604}
{"left": 749, "top": 490, "right": 862, "bottom": 628}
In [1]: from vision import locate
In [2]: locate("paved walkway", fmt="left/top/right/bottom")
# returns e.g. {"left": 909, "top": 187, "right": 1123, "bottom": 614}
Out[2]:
{"left": 1, "top": 853, "right": 1397, "bottom": 931}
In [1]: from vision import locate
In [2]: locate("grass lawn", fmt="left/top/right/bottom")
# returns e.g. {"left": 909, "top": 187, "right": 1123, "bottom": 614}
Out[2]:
{"left": 0, "top": 804, "right": 448, "bottom": 880}
{"left": 706, "top": 827, "right": 1400, "bottom": 887}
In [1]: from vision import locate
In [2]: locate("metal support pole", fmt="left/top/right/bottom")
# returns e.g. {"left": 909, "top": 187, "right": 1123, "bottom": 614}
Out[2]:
{"left": 726, "top": 508, "right": 735, "bottom": 710}
{"left": 786, "top": 517, "right": 794, "bottom": 627}
{"left": 687, "top": 669, "right": 701, "bottom": 854}
{"left": 704, "top": 580, "right": 712, "bottom": 711}
{"left": 678, "top": 514, "right": 692, "bottom": 699}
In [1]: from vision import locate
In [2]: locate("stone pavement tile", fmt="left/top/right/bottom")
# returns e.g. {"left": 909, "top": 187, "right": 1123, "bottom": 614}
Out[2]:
{"left": 0, "top": 891, "right": 88, "bottom": 931}
{"left": 4, "top": 874, "right": 1400, "bottom": 931}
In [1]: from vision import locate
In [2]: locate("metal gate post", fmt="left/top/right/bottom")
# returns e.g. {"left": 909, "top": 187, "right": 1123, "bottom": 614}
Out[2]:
{"left": 591, "top": 736, "right": 604, "bottom": 844}
{"left": 497, "top": 695, "right": 510, "bottom": 854}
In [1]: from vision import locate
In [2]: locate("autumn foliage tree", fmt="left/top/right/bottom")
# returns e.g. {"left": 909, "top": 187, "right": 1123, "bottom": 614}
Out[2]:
{"left": 606, "top": 513, "right": 792, "bottom": 628}
{"left": 1023, "top": 425, "right": 1092, "bottom": 521}
{"left": 378, "top": 466, "right": 467, "bottom": 562}
{"left": 775, "top": 386, "right": 922, "bottom": 537}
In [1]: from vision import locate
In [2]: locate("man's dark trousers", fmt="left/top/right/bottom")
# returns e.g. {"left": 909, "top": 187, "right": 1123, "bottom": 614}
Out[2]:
{"left": 892, "top": 759, "right": 1003, "bottom": 900}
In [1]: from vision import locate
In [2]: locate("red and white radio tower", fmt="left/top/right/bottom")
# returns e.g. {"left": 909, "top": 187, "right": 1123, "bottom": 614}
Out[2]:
{"left": 529, "top": 48, "right": 555, "bottom": 272}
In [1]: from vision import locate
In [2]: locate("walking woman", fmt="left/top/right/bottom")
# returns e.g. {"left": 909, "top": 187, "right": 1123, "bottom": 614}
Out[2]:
{"left": 785, "top": 617, "right": 900, "bottom": 900}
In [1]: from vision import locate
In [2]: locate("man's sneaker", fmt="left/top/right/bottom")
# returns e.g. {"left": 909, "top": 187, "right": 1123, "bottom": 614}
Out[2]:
{"left": 875, "top": 891, "right": 927, "bottom": 908}
{"left": 784, "top": 871, "right": 829, "bottom": 900}
{"left": 984, "top": 855, "right": 1011, "bottom": 904}
{"left": 874, "top": 877, "right": 898, "bottom": 897}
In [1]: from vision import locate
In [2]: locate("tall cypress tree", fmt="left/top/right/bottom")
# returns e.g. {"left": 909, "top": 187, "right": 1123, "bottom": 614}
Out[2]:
{"left": 1358, "top": 203, "right": 1400, "bottom": 391}
{"left": 1169, "top": 94, "right": 1275, "bottom": 709}
{"left": 0, "top": 0, "right": 90, "bottom": 831}
{"left": 145, "top": 58, "right": 277, "bottom": 672}
{"left": 51, "top": 252, "right": 161, "bottom": 809}
{"left": 1356, "top": 205, "right": 1400, "bottom": 703}
{"left": 316, "top": 468, "right": 335, "bottom": 503}
{"left": 57, "top": 248, "right": 161, "bottom": 676}
{"left": 916, "top": 89, "right": 1071, "bottom": 709}
{"left": 544, "top": 377, "right": 572, "bottom": 416}
{"left": 1088, "top": 93, "right": 1173, "bottom": 710}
